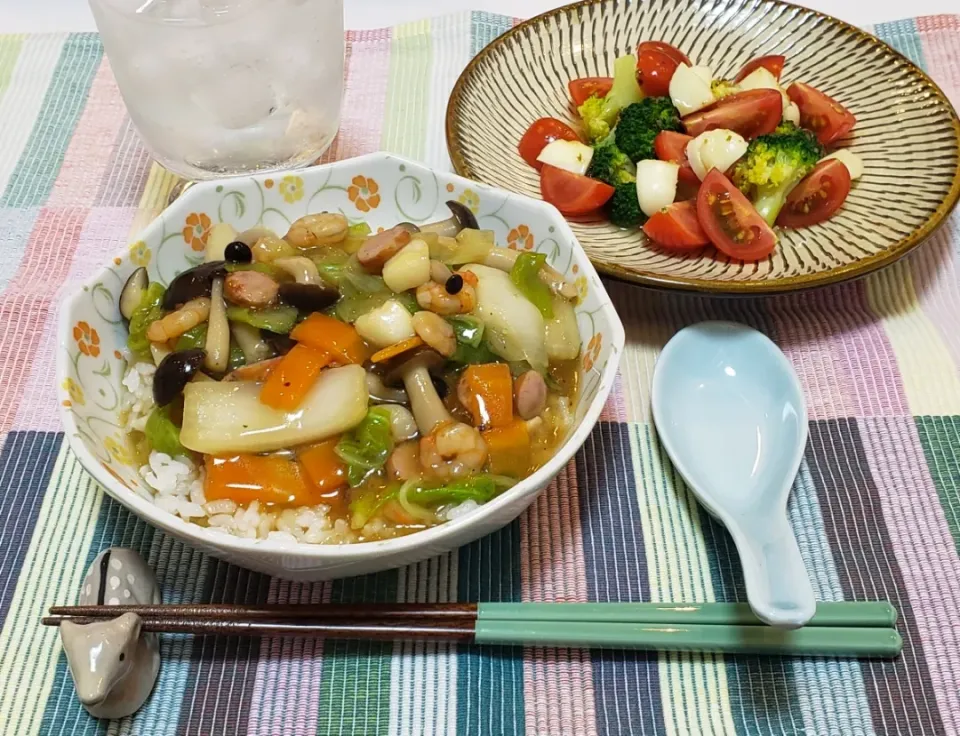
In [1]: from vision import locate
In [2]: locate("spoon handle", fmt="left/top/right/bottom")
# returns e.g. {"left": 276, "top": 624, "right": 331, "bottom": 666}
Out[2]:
{"left": 734, "top": 513, "right": 816, "bottom": 629}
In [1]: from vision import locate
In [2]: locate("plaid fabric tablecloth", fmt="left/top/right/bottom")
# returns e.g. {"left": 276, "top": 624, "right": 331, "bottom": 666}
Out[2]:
{"left": 0, "top": 11, "right": 958, "bottom": 736}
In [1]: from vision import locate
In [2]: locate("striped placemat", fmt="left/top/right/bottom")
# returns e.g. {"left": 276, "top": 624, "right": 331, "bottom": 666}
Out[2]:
{"left": 0, "top": 11, "right": 958, "bottom": 736}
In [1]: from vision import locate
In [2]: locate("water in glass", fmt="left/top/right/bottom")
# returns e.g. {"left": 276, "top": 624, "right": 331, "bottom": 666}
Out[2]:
{"left": 90, "top": 0, "right": 345, "bottom": 179}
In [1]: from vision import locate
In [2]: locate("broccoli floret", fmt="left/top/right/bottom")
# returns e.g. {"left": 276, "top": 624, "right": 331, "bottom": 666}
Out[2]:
{"left": 606, "top": 182, "right": 645, "bottom": 229}
{"left": 614, "top": 97, "right": 683, "bottom": 162}
{"left": 578, "top": 95, "right": 613, "bottom": 142}
{"left": 577, "top": 53, "right": 645, "bottom": 143}
{"left": 586, "top": 138, "right": 636, "bottom": 186}
{"left": 730, "top": 124, "right": 824, "bottom": 226}
{"left": 711, "top": 78, "right": 740, "bottom": 99}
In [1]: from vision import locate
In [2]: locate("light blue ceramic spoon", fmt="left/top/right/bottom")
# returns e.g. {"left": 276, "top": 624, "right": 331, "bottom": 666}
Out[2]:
{"left": 651, "top": 321, "right": 815, "bottom": 629}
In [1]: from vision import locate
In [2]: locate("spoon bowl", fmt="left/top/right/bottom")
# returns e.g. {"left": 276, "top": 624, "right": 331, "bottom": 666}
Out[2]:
{"left": 652, "top": 321, "right": 815, "bottom": 628}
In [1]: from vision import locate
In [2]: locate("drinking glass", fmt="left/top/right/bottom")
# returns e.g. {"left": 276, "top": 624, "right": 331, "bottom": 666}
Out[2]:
{"left": 90, "top": 0, "right": 345, "bottom": 180}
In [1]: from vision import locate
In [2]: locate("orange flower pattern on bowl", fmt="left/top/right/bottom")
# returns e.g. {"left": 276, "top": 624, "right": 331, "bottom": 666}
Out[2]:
{"left": 183, "top": 212, "right": 212, "bottom": 251}
{"left": 583, "top": 333, "right": 603, "bottom": 372}
{"left": 73, "top": 321, "right": 100, "bottom": 358}
{"left": 507, "top": 224, "right": 534, "bottom": 250}
{"left": 348, "top": 176, "right": 381, "bottom": 213}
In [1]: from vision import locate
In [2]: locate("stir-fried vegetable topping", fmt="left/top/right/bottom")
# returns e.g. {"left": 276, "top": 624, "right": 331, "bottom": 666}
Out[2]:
{"left": 127, "top": 282, "right": 166, "bottom": 360}
{"left": 225, "top": 305, "right": 298, "bottom": 333}
{"left": 121, "top": 198, "right": 583, "bottom": 545}
{"left": 509, "top": 252, "right": 554, "bottom": 318}
{"left": 335, "top": 407, "right": 396, "bottom": 486}
{"left": 144, "top": 404, "right": 186, "bottom": 458}
{"left": 399, "top": 474, "right": 515, "bottom": 508}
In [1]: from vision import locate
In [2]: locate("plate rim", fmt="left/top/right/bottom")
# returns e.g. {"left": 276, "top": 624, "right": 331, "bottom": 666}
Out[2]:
{"left": 445, "top": 0, "right": 960, "bottom": 294}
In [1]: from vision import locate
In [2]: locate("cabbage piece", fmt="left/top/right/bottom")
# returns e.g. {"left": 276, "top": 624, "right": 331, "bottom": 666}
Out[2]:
{"left": 447, "top": 315, "right": 499, "bottom": 365}
{"left": 226, "top": 305, "right": 298, "bottom": 333}
{"left": 179, "top": 365, "right": 368, "bottom": 454}
{"left": 461, "top": 264, "right": 547, "bottom": 372}
{"left": 348, "top": 483, "right": 399, "bottom": 530}
{"left": 399, "top": 474, "right": 515, "bottom": 508}
{"left": 144, "top": 405, "right": 186, "bottom": 457}
{"left": 335, "top": 407, "right": 395, "bottom": 487}
{"left": 127, "top": 282, "right": 165, "bottom": 360}
{"left": 544, "top": 295, "right": 581, "bottom": 361}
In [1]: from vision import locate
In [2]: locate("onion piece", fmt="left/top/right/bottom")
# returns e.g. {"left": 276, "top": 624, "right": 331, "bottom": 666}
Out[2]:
{"left": 783, "top": 101, "right": 800, "bottom": 126}
{"left": 669, "top": 64, "right": 716, "bottom": 116}
{"left": 230, "top": 321, "right": 274, "bottom": 364}
{"left": 686, "top": 129, "right": 748, "bottom": 181}
{"left": 739, "top": 67, "right": 792, "bottom": 117}
{"left": 698, "top": 129, "right": 748, "bottom": 176}
{"left": 180, "top": 366, "right": 369, "bottom": 454}
{"left": 635, "top": 160, "right": 680, "bottom": 217}
{"left": 536, "top": 140, "right": 595, "bottom": 176}
{"left": 690, "top": 65, "right": 714, "bottom": 86}
{"left": 823, "top": 149, "right": 863, "bottom": 180}
{"left": 205, "top": 223, "right": 238, "bottom": 263}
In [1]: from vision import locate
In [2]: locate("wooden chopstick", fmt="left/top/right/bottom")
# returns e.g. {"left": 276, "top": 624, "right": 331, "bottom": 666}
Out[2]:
{"left": 43, "top": 616, "right": 476, "bottom": 641}
{"left": 48, "top": 602, "right": 480, "bottom": 621}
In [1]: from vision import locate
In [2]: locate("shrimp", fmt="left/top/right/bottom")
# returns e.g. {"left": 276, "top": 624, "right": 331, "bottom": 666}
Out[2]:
{"left": 285, "top": 213, "right": 349, "bottom": 248}
{"left": 419, "top": 421, "right": 488, "bottom": 480}
{"left": 146, "top": 297, "right": 210, "bottom": 342}
{"left": 415, "top": 271, "right": 477, "bottom": 316}
{"left": 387, "top": 441, "right": 421, "bottom": 481}
{"left": 412, "top": 311, "right": 456, "bottom": 357}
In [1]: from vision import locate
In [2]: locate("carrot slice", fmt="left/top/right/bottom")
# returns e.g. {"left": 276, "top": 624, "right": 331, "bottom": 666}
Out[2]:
{"left": 204, "top": 454, "right": 326, "bottom": 506}
{"left": 482, "top": 419, "right": 531, "bottom": 477}
{"left": 290, "top": 313, "right": 369, "bottom": 365}
{"left": 299, "top": 438, "right": 348, "bottom": 495}
{"left": 370, "top": 336, "right": 423, "bottom": 364}
{"left": 459, "top": 363, "right": 514, "bottom": 428}
{"left": 259, "top": 344, "right": 331, "bottom": 410}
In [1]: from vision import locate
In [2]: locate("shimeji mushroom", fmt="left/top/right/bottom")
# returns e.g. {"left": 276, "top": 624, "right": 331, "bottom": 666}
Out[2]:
{"left": 153, "top": 349, "right": 206, "bottom": 407}
{"left": 384, "top": 348, "right": 452, "bottom": 435}
{"left": 204, "top": 278, "right": 230, "bottom": 374}
{"left": 119, "top": 267, "right": 148, "bottom": 322}
{"left": 365, "top": 371, "right": 409, "bottom": 404}
{"left": 398, "top": 200, "right": 480, "bottom": 238}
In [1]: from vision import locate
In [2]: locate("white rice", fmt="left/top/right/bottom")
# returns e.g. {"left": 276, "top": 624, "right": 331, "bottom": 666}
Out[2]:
{"left": 119, "top": 363, "right": 462, "bottom": 544}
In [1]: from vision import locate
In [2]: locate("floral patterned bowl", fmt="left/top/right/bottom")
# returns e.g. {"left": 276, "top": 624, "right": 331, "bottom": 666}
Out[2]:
{"left": 56, "top": 152, "right": 625, "bottom": 581}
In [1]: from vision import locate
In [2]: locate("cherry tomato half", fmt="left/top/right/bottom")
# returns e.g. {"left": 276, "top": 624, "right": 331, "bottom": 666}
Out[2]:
{"left": 734, "top": 54, "right": 786, "bottom": 83}
{"left": 519, "top": 118, "right": 580, "bottom": 169}
{"left": 683, "top": 89, "right": 783, "bottom": 140}
{"left": 696, "top": 169, "right": 777, "bottom": 261}
{"left": 643, "top": 201, "right": 709, "bottom": 250}
{"left": 540, "top": 164, "right": 615, "bottom": 215}
{"left": 776, "top": 158, "right": 852, "bottom": 228}
{"left": 654, "top": 130, "right": 699, "bottom": 185}
{"left": 569, "top": 77, "right": 613, "bottom": 106}
{"left": 637, "top": 41, "right": 691, "bottom": 97}
{"left": 786, "top": 82, "right": 857, "bottom": 145}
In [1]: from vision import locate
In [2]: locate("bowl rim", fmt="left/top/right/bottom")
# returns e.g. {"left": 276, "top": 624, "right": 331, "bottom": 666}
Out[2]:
{"left": 56, "top": 151, "right": 626, "bottom": 562}
{"left": 445, "top": 0, "right": 960, "bottom": 294}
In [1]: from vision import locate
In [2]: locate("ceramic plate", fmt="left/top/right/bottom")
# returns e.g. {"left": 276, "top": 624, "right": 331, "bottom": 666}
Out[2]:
{"left": 446, "top": 0, "right": 960, "bottom": 293}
